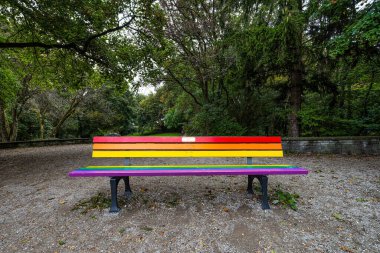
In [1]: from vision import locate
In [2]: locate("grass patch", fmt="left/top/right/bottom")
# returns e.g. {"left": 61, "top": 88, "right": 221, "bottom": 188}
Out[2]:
{"left": 332, "top": 212, "right": 344, "bottom": 221}
{"left": 71, "top": 192, "right": 120, "bottom": 214}
{"left": 271, "top": 186, "right": 300, "bottom": 211}
{"left": 355, "top": 198, "right": 368, "bottom": 202}
{"left": 164, "top": 193, "right": 181, "bottom": 207}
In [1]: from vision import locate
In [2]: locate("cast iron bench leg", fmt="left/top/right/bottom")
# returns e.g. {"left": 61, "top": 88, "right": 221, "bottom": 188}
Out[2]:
{"left": 110, "top": 177, "right": 121, "bottom": 213}
{"left": 123, "top": 176, "right": 133, "bottom": 199}
{"left": 257, "top": 175, "right": 270, "bottom": 210}
{"left": 247, "top": 175, "right": 254, "bottom": 194}
{"left": 247, "top": 175, "right": 270, "bottom": 209}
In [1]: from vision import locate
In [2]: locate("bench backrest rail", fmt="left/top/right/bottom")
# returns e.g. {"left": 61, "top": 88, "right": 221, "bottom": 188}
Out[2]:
{"left": 92, "top": 136, "right": 283, "bottom": 158}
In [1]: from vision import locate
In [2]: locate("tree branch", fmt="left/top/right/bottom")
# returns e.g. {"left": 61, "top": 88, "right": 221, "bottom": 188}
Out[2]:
{"left": 82, "top": 15, "right": 136, "bottom": 50}
{"left": 0, "top": 42, "right": 75, "bottom": 49}
{"left": 166, "top": 69, "right": 202, "bottom": 106}
{"left": 0, "top": 15, "right": 136, "bottom": 66}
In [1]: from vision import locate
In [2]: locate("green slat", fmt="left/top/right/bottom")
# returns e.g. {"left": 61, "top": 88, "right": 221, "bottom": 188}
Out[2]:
{"left": 86, "top": 164, "right": 293, "bottom": 169}
{"left": 78, "top": 165, "right": 297, "bottom": 171}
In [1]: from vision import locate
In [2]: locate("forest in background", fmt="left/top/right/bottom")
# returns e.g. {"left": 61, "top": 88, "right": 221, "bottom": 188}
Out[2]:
{"left": 0, "top": 0, "right": 379, "bottom": 142}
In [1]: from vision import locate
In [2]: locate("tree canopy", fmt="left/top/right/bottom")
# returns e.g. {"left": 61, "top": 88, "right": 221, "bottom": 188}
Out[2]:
{"left": 0, "top": 0, "right": 379, "bottom": 141}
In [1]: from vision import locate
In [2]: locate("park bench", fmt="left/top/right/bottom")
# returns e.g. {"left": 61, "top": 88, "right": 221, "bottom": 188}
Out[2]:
{"left": 69, "top": 136, "right": 308, "bottom": 212}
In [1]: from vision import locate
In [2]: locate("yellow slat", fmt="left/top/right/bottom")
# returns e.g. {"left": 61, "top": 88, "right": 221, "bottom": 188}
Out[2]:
{"left": 92, "top": 150, "right": 283, "bottom": 158}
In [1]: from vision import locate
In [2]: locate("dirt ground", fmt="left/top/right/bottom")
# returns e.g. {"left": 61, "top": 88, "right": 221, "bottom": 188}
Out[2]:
{"left": 0, "top": 144, "right": 379, "bottom": 253}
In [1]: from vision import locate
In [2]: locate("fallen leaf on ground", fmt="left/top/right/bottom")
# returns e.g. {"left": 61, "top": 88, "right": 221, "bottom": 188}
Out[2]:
{"left": 140, "top": 226, "right": 153, "bottom": 231}
{"left": 340, "top": 245, "right": 354, "bottom": 253}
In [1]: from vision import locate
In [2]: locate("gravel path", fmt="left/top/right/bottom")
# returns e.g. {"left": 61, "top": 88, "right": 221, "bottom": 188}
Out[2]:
{"left": 0, "top": 144, "right": 379, "bottom": 252}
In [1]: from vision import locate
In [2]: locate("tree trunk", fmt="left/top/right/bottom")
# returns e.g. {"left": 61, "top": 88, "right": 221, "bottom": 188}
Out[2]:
{"left": 288, "top": 65, "right": 303, "bottom": 137}
{"left": 36, "top": 110, "right": 45, "bottom": 139}
{"left": 52, "top": 106, "right": 77, "bottom": 138}
{"left": 40, "top": 119, "right": 45, "bottom": 139}
{"left": 51, "top": 91, "right": 86, "bottom": 138}
{"left": 346, "top": 83, "right": 352, "bottom": 119}
{"left": 0, "top": 98, "right": 10, "bottom": 142}
{"left": 9, "top": 107, "right": 18, "bottom": 142}
{"left": 285, "top": 0, "right": 304, "bottom": 137}
{"left": 7, "top": 74, "right": 34, "bottom": 142}
{"left": 201, "top": 80, "right": 210, "bottom": 104}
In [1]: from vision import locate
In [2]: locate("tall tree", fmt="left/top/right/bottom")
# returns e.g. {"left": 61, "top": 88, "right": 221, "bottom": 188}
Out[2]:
{"left": 0, "top": 0, "right": 138, "bottom": 69}
{"left": 137, "top": 0, "right": 235, "bottom": 106}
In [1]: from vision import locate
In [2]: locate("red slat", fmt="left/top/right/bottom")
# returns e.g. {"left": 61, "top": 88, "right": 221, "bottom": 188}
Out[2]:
{"left": 93, "top": 136, "right": 281, "bottom": 143}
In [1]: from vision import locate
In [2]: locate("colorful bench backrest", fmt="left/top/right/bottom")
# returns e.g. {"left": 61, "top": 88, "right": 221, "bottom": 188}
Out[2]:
{"left": 92, "top": 136, "right": 283, "bottom": 158}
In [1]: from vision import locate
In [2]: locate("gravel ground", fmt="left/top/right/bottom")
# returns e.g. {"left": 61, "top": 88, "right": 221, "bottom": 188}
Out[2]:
{"left": 0, "top": 144, "right": 379, "bottom": 253}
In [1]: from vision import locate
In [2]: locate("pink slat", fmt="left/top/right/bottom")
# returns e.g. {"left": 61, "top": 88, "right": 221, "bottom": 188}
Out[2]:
{"left": 93, "top": 136, "right": 281, "bottom": 143}
{"left": 69, "top": 168, "right": 308, "bottom": 177}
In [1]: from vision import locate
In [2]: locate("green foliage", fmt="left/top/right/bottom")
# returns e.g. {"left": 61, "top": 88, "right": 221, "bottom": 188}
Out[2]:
{"left": 76, "top": 86, "right": 136, "bottom": 137}
{"left": 135, "top": 93, "right": 165, "bottom": 134}
{"left": 17, "top": 109, "right": 41, "bottom": 140}
{"left": 71, "top": 192, "right": 112, "bottom": 214}
{"left": 355, "top": 198, "right": 368, "bottom": 203}
{"left": 300, "top": 77, "right": 380, "bottom": 136}
{"left": 184, "top": 104, "right": 246, "bottom": 136}
{"left": 272, "top": 187, "right": 300, "bottom": 211}
{"left": 58, "top": 240, "right": 66, "bottom": 246}
{"left": 1, "top": 1, "right": 380, "bottom": 140}
{"left": 332, "top": 212, "right": 344, "bottom": 222}
{"left": 328, "top": 2, "right": 380, "bottom": 58}
{"left": 148, "top": 132, "right": 181, "bottom": 136}
{"left": 163, "top": 108, "right": 183, "bottom": 130}
{"left": 0, "top": 0, "right": 141, "bottom": 71}
{"left": 0, "top": 67, "right": 20, "bottom": 104}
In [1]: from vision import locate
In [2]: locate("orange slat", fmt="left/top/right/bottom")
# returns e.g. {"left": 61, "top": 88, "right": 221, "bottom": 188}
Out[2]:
{"left": 93, "top": 143, "right": 282, "bottom": 150}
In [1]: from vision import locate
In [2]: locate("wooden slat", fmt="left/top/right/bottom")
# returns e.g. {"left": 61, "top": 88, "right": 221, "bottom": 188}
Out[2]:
{"left": 69, "top": 165, "right": 308, "bottom": 177}
{"left": 84, "top": 164, "right": 295, "bottom": 169}
{"left": 87, "top": 164, "right": 296, "bottom": 169}
{"left": 92, "top": 150, "right": 283, "bottom": 158}
{"left": 93, "top": 136, "right": 281, "bottom": 143}
{"left": 93, "top": 143, "right": 283, "bottom": 150}
{"left": 69, "top": 168, "right": 308, "bottom": 177}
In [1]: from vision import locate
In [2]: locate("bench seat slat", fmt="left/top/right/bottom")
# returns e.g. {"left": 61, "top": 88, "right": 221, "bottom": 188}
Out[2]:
{"left": 84, "top": 164, "right": 295, "bottom": 169}
{"left": 69, "top": 165, "right": 308, "bottom": 177}
{"left": 79, "top": 165, "right": 297, "bottom": 170}
{"left": 94, "top": 136, "right": 281, "bottom": 143}
{"left": 93, "top": 150, "right": 283, "bottom": 158}
{"left": 93, "top": 143, "right": 283, "bottom": 150}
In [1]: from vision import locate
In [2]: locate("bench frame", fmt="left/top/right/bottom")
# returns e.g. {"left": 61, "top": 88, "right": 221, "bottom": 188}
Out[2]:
{"left": 69, "top": 136, "right": 307, "bottom": 213}
{"left": 108, "top": 157, "right": 270, "bottom": 212}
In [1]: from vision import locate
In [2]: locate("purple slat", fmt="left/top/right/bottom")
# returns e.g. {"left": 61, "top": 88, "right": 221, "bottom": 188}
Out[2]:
{"left": 69, "top": 168, "right": 308, "bottom": 177}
